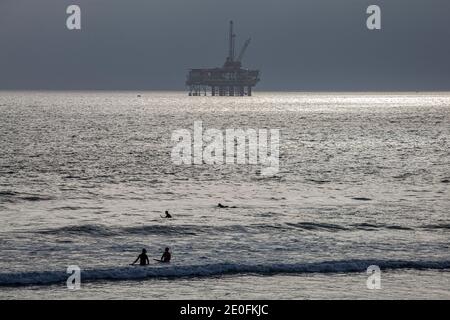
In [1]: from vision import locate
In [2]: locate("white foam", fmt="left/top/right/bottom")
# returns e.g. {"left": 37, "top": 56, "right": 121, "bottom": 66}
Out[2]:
{"left": 0, "top": 259, "right": 449, "bottom": 286}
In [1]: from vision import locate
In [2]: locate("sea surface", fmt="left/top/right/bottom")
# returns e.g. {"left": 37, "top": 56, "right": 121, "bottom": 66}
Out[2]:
{"left": 0, "top": 91, "right": 449, "bottom": 299}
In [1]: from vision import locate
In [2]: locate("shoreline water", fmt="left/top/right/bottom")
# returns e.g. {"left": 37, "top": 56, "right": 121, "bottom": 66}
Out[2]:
{"left": 1, "top": 270, "right": 448, "bottom": 300}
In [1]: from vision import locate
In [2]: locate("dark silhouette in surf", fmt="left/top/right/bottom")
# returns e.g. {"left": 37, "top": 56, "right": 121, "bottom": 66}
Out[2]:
{"left": 161, "top": 210, "right": 172, "bottom": 218}
{"left": 131, "top": 248, "right": 149, "bottom": 266}
{"left": 159, "top": 247, "right": 171, "bottom": 263}
{"left": 218, "top": 203, "right": 237, "bottom": 208}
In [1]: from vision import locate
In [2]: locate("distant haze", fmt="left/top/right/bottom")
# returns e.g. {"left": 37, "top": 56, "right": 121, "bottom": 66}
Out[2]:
{"left": 1, "top": 0, "right": 449, "bottom": 91}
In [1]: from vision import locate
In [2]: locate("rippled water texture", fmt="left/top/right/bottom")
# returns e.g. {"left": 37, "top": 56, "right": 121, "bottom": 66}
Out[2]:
{"left": 0, "top": 92, "right": 449, "bottom": 298}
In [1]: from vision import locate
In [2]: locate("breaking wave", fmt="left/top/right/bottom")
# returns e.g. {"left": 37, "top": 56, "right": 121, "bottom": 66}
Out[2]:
{"left": 35, "top": 220, "right": 444, "bottom": 237}
{"left": 0, "top": 259, "right": 449, "bottom": 287}
{"left": 0, "top": 191, "right": 54, "bottom": 203}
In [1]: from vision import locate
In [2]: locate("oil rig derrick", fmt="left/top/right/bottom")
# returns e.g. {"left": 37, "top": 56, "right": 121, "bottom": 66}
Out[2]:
{"left": 186, "top": 21, "right": 260, "bottom": 96}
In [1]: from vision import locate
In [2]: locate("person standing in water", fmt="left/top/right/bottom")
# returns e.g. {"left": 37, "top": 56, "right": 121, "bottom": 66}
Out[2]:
{"left": 131, "top": 248, "right": 150, "bottom": 265}
{"left": 160, "top": 247, "right": 171, "bottom": 262}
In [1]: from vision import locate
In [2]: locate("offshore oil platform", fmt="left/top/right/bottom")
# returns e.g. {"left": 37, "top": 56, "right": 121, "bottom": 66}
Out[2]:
{"left": 186, "top": 21, "right": 260, "bottom": 96}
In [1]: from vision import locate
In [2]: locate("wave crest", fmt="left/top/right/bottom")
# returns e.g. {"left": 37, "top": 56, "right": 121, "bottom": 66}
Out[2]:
{"left": 0, "top": 259, "right": 449, "bottom": 287}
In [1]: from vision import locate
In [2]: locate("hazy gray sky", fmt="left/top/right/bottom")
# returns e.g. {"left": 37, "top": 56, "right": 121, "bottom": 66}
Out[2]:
{"left": 1, "top": 0, "right": 449, "bottom": 90}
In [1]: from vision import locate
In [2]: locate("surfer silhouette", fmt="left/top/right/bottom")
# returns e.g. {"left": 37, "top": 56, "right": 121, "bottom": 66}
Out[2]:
{"left": 162, "top": 210, "right": 172, "bottom": 218}
{"left": 217, "top": 203, "right": 229, "bottom": 208}
{"left": 131, "top": 248, "right": 150, "bottom": 266}
{"left": 160, "top": 247, "right": 171, "bottom": 263}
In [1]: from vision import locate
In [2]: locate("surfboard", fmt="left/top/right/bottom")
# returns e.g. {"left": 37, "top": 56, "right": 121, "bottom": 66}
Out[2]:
{"left": 154, "top": 259, "right": 170, "bottom": 263}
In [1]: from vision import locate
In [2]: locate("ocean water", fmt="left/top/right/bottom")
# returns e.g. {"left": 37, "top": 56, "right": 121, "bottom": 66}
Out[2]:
{"left": 0, "top": 91, "right": 449, "bottom": 299}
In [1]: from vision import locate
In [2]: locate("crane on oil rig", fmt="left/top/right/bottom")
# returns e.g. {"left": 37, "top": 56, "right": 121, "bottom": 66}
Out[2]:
{"left": 237, "top": 38, "right": 251, "bottom": 64}
{"left": 186, "top": 21, "right": 260, "bottom": 96}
